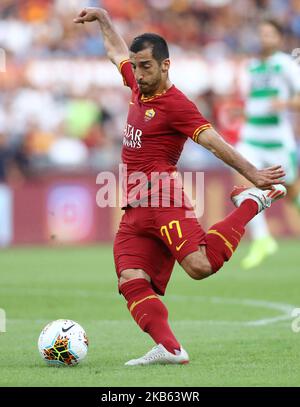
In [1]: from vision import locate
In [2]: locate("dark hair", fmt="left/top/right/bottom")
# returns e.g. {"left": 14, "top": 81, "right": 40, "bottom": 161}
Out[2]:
{"left": 129, "top": 33, "right": 169, "bottom": 63}
{"left": 261, "top": 18, "right": 284, "bottom": 35}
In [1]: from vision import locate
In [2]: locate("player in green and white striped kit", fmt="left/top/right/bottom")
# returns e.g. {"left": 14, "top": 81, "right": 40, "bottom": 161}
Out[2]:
{"left": 237, "top": 19, "right": 300, "bottom": 269}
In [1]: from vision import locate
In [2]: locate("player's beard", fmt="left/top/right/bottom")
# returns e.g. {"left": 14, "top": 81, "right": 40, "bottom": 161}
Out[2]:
{"left": 139, "top": 73, "right": 162, "bottom": 97}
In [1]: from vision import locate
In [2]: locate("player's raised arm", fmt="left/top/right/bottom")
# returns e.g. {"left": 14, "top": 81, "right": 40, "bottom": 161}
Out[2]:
{"left": 73, "top": 7, "right": 129, "bottom": 67}
{"left": 196, "top": 127, "right": 286, "bottom": 190}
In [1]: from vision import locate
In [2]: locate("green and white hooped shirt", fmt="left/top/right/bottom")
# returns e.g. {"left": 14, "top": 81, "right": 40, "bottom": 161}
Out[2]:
{"left": 241, "top": 51, "right": 300, "bottom": 148}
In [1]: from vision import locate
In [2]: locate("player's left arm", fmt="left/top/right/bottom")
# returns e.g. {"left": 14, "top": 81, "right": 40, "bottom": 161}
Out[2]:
{"left": 272, "top": 93, "right": 300, "bottom": 111}
{"left": 169, "top": 97, "right": 284, "bottom": 188}
{"left": 196, "top": 127, "right": 286, "bottom": 189}
{"left": 288, "top": 93, "right": 300, "bottom": 110}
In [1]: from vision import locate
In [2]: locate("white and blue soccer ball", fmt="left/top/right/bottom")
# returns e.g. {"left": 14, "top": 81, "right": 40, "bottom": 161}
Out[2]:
{"left": 38, "top": 319, "right": 89, "bottom": 366}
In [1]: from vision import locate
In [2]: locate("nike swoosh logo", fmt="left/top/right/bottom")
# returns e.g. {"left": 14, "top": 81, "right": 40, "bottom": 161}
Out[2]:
{"left": 176, "top": 240, "right": 187, "bottom": 251}
{"left": 62, "top": 324, "right": 75, "bottom": 333}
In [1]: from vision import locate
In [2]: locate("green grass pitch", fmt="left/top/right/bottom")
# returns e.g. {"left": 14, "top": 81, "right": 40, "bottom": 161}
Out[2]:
{"left": 0, "top": 241, "right": 299, "bottom": 387}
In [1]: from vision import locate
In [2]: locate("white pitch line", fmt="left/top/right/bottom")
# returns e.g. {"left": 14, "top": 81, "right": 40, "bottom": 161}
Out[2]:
{"left": 167, "top": 295, "right": 296, "bottom": 326}
{"left": 4, "top": 318, "right": 293, "bottom": 328}
{"left": 1, "top": 289, "right": 296, "bottom": 327}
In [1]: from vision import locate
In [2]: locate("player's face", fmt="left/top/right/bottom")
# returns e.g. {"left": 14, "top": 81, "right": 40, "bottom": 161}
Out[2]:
{"left": 130, "top": 48, "right": 170, "bottom": 96}
{"left": 259, "top": 23, "right": 282, "bottom": 53}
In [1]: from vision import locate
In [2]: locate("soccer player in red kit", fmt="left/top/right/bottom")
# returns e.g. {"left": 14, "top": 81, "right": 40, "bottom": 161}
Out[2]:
{"left": 74, "top": 8, "right": 287, "bottom": 365}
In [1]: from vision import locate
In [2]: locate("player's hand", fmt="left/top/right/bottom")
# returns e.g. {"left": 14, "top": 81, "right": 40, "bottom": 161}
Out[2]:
{"left": 73, "top": 7, "right": 106, "bottom": 24}
{"left": 250, "top": 165, "right": 286, "bottom": 190}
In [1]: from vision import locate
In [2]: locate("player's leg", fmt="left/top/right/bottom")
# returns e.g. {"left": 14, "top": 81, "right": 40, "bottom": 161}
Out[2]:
{"left": 154, "top": 192, "right": 270, "bottom": 280}
{"left": 287, "top": 181, "right": 300, "bottom": 210}
{"left": 119, "top": 268, "right": 189, "bottom": 366}
{"left": 180, "top": 196, "right": 257, "bottom": 277}
{"left": 114, "top": 208, "right": 188, "bottom": 365}
{"left": 245, "top": 145, "right": 300, "bottom": 268}
{"left": 284, "top": 149, "right": 300, "bottom": 212}
{"left": 234, "top": 169, "right": 275, "bottom": 244}
{"left": 240, "top": 146, "right": 300, "bottom": 268}
{"left": 233, "top": 173, "right": 278, "bottom": 269}
{"left": 118, "top": 267, "right": 181, "bottom": 355}
{"left": 233, "top": 142, "right": 278, "bottom": 269}
{"left": 180, "top": 184, "right": 286, "bottom": 278}
{"left": 153, "top": 204, "right": 212, "bottom": 280}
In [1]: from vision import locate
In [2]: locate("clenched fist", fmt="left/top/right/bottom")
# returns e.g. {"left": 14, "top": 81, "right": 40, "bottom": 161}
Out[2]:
{"left": 73, "top": 7, "right": 107, "bottom": 24}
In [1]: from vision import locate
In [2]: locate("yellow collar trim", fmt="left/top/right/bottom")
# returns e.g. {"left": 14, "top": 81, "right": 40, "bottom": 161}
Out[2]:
{"left": 140, "top": 85, "right": 173, "bottom": 102}
{"left": 141, "top": 91, "right": 166, "bottom": 102}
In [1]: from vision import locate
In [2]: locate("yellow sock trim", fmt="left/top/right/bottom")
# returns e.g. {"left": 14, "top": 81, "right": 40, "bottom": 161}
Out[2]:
{"left": 231, "top": 227, "right": 242, "bottom": 239}
{"left": 129, "top": 295, "right": 158, "bottom": 313}
{"left": 207, "top": 229, "right": 234, "bottom": 255}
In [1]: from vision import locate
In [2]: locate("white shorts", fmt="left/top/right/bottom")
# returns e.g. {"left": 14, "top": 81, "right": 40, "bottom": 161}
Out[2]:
{"left": 236, "top": 141, "right": 298, "bottom": 185}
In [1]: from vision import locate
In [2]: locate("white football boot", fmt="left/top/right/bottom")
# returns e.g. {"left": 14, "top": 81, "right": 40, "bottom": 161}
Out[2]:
{"left": 231, "top": 184, "right": 287, "bottom": 213}
{"left": 125, "top": 344, "right": 189, "bottom": 366}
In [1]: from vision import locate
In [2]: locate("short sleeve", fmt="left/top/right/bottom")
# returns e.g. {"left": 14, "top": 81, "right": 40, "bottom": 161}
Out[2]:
{"left": 118, "top": 59, "right": 137, "bottom": 91}
{"left": 170, "top": 98, "right": 212, "bottom": 142}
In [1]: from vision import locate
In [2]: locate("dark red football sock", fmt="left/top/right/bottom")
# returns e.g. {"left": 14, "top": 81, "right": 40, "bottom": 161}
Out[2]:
{"left": 119, "top": 278, "right": 180, "bottom": 354}
{"left": 205, "top": 199, "right": 258, "bottom": 272}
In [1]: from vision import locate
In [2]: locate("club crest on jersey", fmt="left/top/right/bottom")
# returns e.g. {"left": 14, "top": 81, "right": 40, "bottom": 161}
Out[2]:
{"left": 144, "top": 108, "right": 156, "bottom": 122}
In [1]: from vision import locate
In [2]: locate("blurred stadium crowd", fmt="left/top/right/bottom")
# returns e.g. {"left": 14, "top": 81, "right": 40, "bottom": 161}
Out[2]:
{"left": 0, "top": 0, "right": 300, "bottom": 181}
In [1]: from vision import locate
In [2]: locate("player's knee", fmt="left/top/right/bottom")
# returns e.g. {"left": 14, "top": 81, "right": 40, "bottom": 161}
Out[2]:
{"left": 182, "top": 252, "right": 212, "bottom": 280}
{"left": 189, "top": 263, "right": 212, "bottom": 280}
{"left": 119, "top": 269, "right": 150, "bottom": 285}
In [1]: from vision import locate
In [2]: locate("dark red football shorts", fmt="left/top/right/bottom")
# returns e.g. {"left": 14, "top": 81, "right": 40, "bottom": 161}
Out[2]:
{"left": 113, "top": 204, "right": 206, "bottom": 295}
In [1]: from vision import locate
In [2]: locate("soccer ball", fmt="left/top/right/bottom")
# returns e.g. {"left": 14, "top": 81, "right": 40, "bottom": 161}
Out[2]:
{"left": 38, "top": 319, "right": 89, "bottom": 366}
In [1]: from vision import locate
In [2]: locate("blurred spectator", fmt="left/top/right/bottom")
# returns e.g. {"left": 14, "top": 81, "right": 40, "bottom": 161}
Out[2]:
{"left": 0, "top": 0, "right": 299, "bottom": 179}
{"left": 0, "top": 133, "right": 8, "bottom": 181}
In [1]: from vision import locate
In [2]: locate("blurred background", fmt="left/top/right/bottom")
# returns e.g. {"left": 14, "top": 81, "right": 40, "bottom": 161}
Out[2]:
{"left": 0, "top": 0, "right": 299, "bottom": 246}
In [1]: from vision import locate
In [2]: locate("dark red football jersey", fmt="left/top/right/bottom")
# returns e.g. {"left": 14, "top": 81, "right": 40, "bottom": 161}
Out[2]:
{"left": 119, "top": 59, "right": 212, "bottom": 206}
